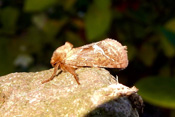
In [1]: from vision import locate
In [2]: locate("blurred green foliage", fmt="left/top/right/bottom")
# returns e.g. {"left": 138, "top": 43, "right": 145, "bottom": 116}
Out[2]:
{"left": 136, "top": 76, "right": 175, "bottom": 109}
{"left": 0, "top": 0, "right": 175, "bottom": 114}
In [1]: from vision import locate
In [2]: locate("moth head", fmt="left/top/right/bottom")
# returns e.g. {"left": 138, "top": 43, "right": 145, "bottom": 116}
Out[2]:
{"left": 50, "top": 42, "right": 73, "bottom": 67}
{"left": 51, "top": 61, "right": 60, "bottom": 67}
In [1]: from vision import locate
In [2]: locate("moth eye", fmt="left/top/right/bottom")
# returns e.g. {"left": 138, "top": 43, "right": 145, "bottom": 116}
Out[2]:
{"left": 53, "top": 62, "right": 57, "bottom": 67}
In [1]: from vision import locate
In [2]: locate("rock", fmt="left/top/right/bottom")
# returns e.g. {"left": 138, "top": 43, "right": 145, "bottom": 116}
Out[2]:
{"left": 0, "top": 68, "right": 143, "bottom": 117}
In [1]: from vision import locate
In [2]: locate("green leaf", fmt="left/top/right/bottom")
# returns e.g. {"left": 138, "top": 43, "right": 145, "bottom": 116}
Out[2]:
{"left": 85, "top": 0, "right": 112, "bottom": 41}
{"left": 127, "top": 44, "right": 136, "bottom": 61}
{"left": 159, "top": 64, "right": 171, "bottom": 77}
{"left": 160, "top": 35, "right": 175, "bottom": 57}
{"left": 165, "top": 18, "right": 175, "bottom": 33}
{"left": 65, "top": 31, "right": 84, "bottom": 47}
{"left": 136, "top": 76, "right": 175, "bottom": 109}
{"left": 160, "top": 27, "right": 175, "bottom": 47}
{"left": 138, "top": 44, "right": 156, "bottom": 66}
{"left": 24, "top": 0, "right": 57, "bottom": 12}
{"left": 32, "top": 14, "right": 67, "bottom": 38}
{"left": 59, "top": 0, "right": 76, "bottom": 10}
{"left": 32, "top": 14, "right": 47, "bottom": 29}
{"left": 23, "top": 26, "right": 44, "bottom": 53}
{"left": 0, "top": 38, "right": 15, "bottom": 75}
{"left": 94, "top": 0, "right": 111, "bottom": 10}
{"left": 0, "top": 7, "right": 19, "bottom": 34}
{"left": 42, "top": 19, "right": 67, "bottom": 38}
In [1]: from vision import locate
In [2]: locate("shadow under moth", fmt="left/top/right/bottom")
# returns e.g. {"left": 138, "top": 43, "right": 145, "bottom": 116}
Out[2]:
{"left": 42, "top": 38, "right": 128, "bottom": 85}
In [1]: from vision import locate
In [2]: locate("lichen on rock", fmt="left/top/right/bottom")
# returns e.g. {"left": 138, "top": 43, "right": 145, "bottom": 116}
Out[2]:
{"left": 0, "top": 68, "right": 143, "bottom": 117}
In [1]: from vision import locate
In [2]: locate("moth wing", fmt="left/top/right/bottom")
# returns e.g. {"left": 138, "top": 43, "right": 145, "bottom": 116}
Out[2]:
{"left": 65, "top": 39, "right": 128, "bottom": 69}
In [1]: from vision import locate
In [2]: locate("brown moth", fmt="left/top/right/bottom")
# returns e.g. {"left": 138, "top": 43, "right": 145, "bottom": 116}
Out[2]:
{"left": 42, "top": 38, "right": 128, "bottom": 84}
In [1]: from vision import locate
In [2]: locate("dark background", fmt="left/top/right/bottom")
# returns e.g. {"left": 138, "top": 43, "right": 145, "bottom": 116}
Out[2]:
{"left": 0, "top": 0, "right": 175, "bottom": 116}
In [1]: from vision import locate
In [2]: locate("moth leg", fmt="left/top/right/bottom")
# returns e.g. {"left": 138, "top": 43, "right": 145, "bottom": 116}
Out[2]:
{"left": 70, "top": 69, "right": 80, "bottom": 85}
{"left": 71, "top": 71, "right": 80, "bottom": 85}
{"left": 63, "top": 65, "right": 80, "bottom": 85}
{"left": 41, "top": 63, "right": 60, "bottom": 84}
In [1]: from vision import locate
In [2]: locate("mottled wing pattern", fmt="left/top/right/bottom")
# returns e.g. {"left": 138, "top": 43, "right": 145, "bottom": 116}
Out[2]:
{"left": 65, "top": 39, "right": 128, "bottom": 69}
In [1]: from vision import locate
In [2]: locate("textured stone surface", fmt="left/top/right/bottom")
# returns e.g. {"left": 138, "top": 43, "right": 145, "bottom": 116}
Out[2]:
{"left": 0, "top": 68, "right": 141, "bottom": 117}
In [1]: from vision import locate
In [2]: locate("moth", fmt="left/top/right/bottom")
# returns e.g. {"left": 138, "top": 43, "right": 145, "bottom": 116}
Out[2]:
{"left": 42, "top": 38, "right": 128, "bottom": 84}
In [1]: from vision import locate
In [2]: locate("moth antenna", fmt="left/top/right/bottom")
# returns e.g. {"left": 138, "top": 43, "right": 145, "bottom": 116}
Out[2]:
{"left": 42, "top": 63, "right": 60, "bottom": 84}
